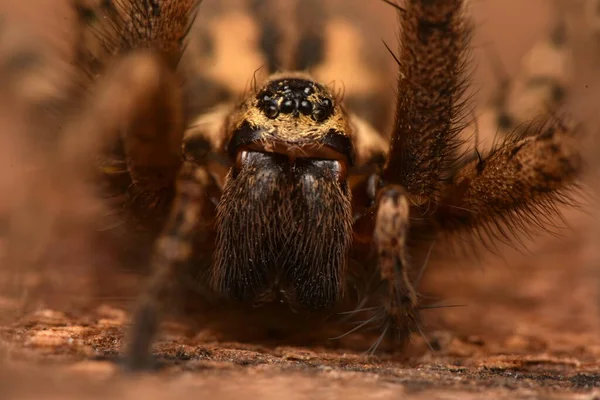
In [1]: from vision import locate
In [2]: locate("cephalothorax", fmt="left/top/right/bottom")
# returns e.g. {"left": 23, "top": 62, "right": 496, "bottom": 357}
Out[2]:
{"left": 61, "top": 0, "right": 582, "bottom": 369}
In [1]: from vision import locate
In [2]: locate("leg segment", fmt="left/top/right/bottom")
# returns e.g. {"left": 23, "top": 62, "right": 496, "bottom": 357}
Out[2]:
{"left": 434, "top": 123, "right": 582, "bottom": 242}
{"left": 66, "top": 0, "right": 201, "bottom": 228}
{"left": 65, "top": 0, "right": 211, "bottom": 370}
{"left": 358, "top": 0, "right": 471, "bottom": 351}
{"left": 60, "top": 51, "right": 184, "bottom": 228}
{"left": 73, "top": 0, "right": 202, "bottom": 71}
{"left": 372, "top": 185, "right": 419, "bottom": 348}
{"left": 382, "top": 0, "right": 471, "bottom": 201}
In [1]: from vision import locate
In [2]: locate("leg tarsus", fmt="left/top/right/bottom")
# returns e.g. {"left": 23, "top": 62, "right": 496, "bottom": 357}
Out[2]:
{"left": 372, "top": 185, "right": 420, "bottom": 350}
{"left": 123, "top": 296, "right": 161, "bottom": 372}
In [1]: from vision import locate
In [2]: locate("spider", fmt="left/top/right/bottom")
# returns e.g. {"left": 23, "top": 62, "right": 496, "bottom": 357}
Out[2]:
{"left": 57, "top": 0, "right": 583, "bottom": 370}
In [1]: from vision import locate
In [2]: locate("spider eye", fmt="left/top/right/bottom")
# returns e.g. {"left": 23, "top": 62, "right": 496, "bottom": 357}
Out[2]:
{"left": 312, "top": 107, "right": 327, "bottom": 122}
{"left": 299, "top": 100, "right": 313, "bottom": 115}
{"left": 280, "top": 98, "right": 296, "bottom": 114}
{"left": 256, "top": 78, "right": 334, "bottom": 121}
{"left": 264, "top": 103, "right": 279, "bottom": 119}
{"left": 312, "top": 99, "right": 333, "bottom": 122}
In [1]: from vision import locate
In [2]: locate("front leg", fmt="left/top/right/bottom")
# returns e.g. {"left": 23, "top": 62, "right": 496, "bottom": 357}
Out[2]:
{"left": 372, "top": 185, "right": 419, "bottom": 351}
{"left": 382, "top": 0, "right": 471, "bottom": 203}
{"left": 361, "top": 0, "right": 471, "bottom": 351}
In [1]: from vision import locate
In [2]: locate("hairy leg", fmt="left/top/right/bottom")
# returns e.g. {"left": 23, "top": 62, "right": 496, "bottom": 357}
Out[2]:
{"left": 60, "top": 0, "right": 207, "bottom": 368}
{"left": 372, "top": 185, "right": 419, "bottom": 349}
{"left": 435, "top": 1, "right": 585, "bottom": 250}
{"left": 67, "top": 0, "right": 201, "bottom": 230}
{"left": 362, "top": 0, "right": 470, "bottom": 349}
{"left": 60, "top": 51, "right": 184, "bottom": 230}
{"left": 382, "top": 0, "right": 471, "bottom": 202}
{"left": 73, "top": 0, "right": 202, "bottom": 70}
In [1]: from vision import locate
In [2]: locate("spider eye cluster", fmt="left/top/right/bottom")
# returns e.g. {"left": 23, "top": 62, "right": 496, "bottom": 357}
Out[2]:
{"left": 256, "top": 78, "right": 334, "bottom": 122}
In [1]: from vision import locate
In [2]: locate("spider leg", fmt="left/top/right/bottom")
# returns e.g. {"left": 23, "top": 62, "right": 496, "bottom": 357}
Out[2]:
{"left": 381, "top": 0, "right": 471, "bottom": 202}
{"left": 357, "top": 0, "right": 470, "bottom": 351}
{"left": 59, "top": 1, "right": 213, "bottom": 369}
{"left": 66, "top": 0, "right": 202, "bottom": 228}
{"left": 124, "top": 160, "right": 213, "bottom": 371}
{"left": 371, "top": 185, "right": 419, "bottom": 350}
{"left": 433, "top": 122, "right": 582, "bottom": 246}
{"left": 61, "top": 49, "right": 220, "bottom": 370}
{"left": 59, "top": 51, "right": 183, "bottom": 228}
{"left": 73, "top": 0, "right": 203, "bottom": 70}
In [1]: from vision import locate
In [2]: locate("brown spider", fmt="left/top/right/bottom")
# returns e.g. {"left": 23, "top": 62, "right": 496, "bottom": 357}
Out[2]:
{"left": 57, "top": 0, "right": 583, "bottom": 370}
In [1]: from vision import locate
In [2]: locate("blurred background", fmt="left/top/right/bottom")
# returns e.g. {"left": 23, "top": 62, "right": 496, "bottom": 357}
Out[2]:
{"left": 0, "top": 0, "right": 598, "bottom": 398}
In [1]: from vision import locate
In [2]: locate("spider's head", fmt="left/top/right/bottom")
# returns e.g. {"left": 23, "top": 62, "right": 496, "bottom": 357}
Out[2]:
{"left": 225, "top": 72, "right": 354, "bottom": 168}
{"left": 212, "top": 73, "right": 354, "bottom": 311}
